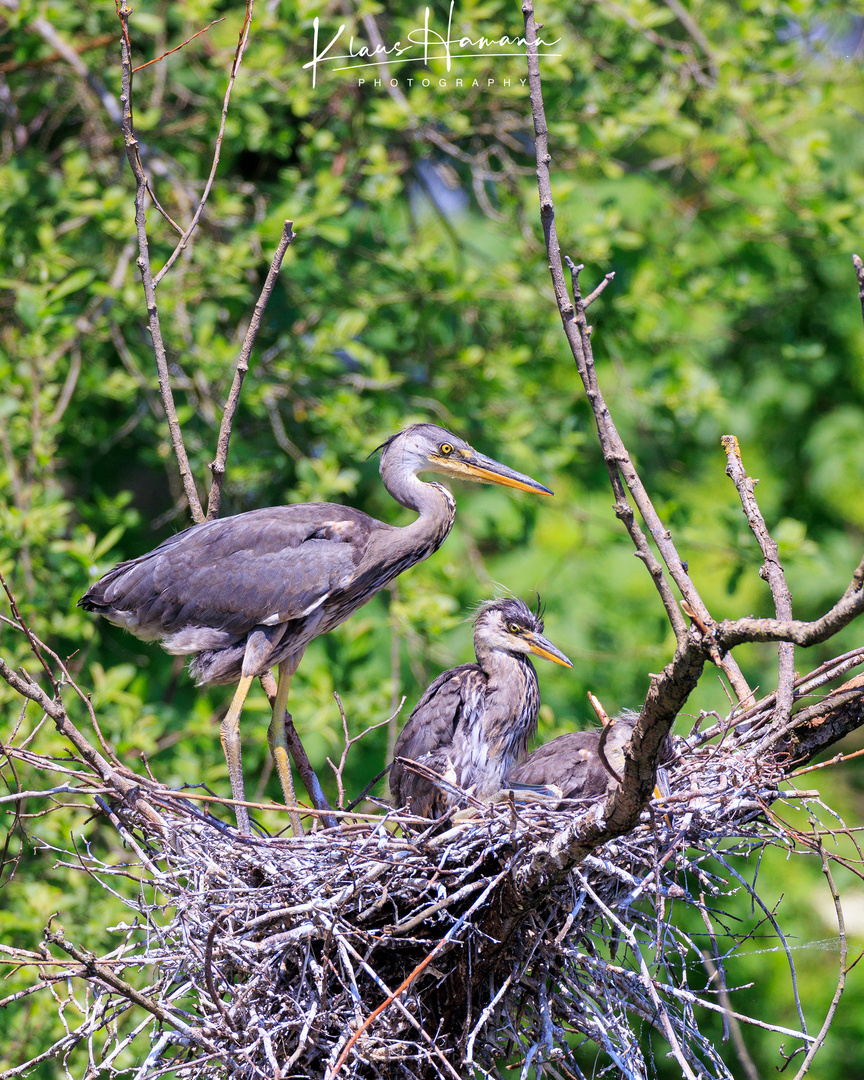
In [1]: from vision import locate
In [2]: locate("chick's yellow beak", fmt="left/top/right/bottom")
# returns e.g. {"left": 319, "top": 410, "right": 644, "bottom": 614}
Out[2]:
{"left": 526, "top": 632, "right": 573, "bottom": 668}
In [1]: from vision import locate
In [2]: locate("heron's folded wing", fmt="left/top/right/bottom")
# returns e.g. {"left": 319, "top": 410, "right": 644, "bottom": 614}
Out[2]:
{"left": 390, "top": 664, "right": 484, "bottom": 805}
{"left": 85, "top": 504, "right": 379, "bottom": 637}
{"left": 508, "top": 731, "right": 602, "bottom": 799}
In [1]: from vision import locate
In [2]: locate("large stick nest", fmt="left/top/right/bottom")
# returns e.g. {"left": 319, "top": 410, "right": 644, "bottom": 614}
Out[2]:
{"left": 13, "top": 659, "right": 864, "bottom": 1080}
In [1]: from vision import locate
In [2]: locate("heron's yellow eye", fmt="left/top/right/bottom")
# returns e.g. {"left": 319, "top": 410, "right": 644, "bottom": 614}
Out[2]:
{"left": 508, "top": 622, "right": 521, "bottom": 635}
{"left": 439, "top": 443, "right": 453, "bottom": 456}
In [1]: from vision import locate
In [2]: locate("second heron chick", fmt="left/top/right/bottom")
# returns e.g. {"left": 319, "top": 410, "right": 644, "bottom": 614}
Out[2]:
{"left": 390, "top": 598, "right": 572, "bottom": 818}
{"left": 508, "top": 710, "right": 673, "bottom": 803}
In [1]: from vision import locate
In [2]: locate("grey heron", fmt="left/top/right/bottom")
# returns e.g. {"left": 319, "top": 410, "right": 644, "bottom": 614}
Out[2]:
{"left": 390, "top": 597, "right": 572, "bottom": 818}
{"left": 508, "top": 710, "right": 673, "bottom": 803}
{"left": 79, "top": 424, "right": 552, "bottom": 833}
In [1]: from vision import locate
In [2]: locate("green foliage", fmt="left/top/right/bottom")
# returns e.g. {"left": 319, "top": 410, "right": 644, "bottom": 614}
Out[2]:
{"left": 1, "top": 0, "right": 864, "bottom": 1075}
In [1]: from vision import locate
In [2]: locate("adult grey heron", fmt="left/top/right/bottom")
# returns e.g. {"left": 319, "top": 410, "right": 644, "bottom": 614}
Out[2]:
{"left": 79, "top": 424, "right": 552, "bottom": 833}
{"left": 390, "top": 597, "right": 572, "bottom": 818}
{"left": 507, "top": 710, "right": 673, "bottom": 803}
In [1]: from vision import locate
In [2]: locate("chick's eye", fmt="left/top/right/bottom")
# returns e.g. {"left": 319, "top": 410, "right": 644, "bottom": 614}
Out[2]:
{"left": 508, "top": 622, "right": 521, "bottom": 635}
{"left": 439, "top": 443, "right": 453, "bottom": 455}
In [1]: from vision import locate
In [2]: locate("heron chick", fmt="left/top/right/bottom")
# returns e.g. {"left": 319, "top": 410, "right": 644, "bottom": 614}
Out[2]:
{"left": 507, "top": 710, "right": 673, "bottom": 804}
{"left": 79, "top": 424, "right": 552, "bottom": 834}
{"left": 390, "top": 597, "right": 572, "bottom": 819}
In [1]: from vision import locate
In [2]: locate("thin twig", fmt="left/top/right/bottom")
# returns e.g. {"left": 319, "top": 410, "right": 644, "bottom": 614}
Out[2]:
{"left": 789, "top": 837, "right": 846, "bottom": 1080}
{"left": 206, "top": 220, "right": 295, "bottom": 520}
{"left": 152, "top": 0, "right": 255, "bottom": 287}
{"left": 132, "top": 18, "right": 226, "bottom": 73}
{"left": 326, "top": 692, "right": 393, "bottom": 810}
{"left": 117, "top": 0, "right": 203, "bottom": 521}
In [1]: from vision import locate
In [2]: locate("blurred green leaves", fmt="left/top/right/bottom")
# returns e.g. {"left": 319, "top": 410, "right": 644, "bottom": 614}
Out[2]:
{"left": 1, "top": 0, "right": 864, "bottom": 1074}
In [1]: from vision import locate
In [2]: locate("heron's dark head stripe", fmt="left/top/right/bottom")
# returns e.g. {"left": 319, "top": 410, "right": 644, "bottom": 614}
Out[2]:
{"left": 474, "top": 596, "right": 544, "bottom": 635}
{"left": 371, "top": 423, "right": 461, "bottom": 459}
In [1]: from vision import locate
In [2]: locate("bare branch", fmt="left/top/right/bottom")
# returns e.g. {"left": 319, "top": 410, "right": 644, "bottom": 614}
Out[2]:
{"left": 326, "top": 692, "right": 393, "bottom": 810}
{"left": 152, "top": 1, "right": 255, "bottom": 287}
{"left": 789, "top": 837, "right": 846, "bottom": 1080}
{"left": 206, "top": 220, "right": 296, "bottom": 520}
{"left": 717, "top": 577, "right": 864, "bottom": 651}
{"left": 43, "top": 926, "right": 217, "bottom": 1049}
{"left": 779, "top": 686, "right": 864, "bottom": 766}
{"left": 117, "top": 1, "right": 203, "bottom": 521}
{"left": 722, "top": 434, "right": 795, "bottom": 726}
{"left": 565, "top": 259, "right": 688, "bottom": 641}
{"left": 582, "top": 270, "right": 615, "bottom": 308}
{"left": 132, "top": 18, "right": 226, "bottom": 73}
{"left": 0, "top": 655, "right": 60, "bottom": 718}
{"left": 521, "top": 0, "right": 752, "bottom": 703}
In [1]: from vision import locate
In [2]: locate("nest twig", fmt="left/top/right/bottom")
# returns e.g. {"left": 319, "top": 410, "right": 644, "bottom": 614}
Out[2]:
{"left": 3, "top": 652, "right": 861, "bottom": 1080}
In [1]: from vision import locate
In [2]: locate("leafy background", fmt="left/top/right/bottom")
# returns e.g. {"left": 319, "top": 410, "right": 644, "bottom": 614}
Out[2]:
{"left": 1, "top": 0, "right": 863, "bottom": 1074}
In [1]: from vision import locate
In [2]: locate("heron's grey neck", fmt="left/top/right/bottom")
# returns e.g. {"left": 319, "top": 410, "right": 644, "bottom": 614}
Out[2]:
{"left": 457, "top": 649, "right": 540, "bottom": 793}
{"left": 379, "top": 464, "right": 456, "bottom": 554}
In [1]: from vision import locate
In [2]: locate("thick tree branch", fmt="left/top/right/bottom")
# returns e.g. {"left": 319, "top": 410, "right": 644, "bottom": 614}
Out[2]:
{"left": 776, "top": 687, "right": 864, "bottom": 766}
{"left": 513, "top": 632, "right": 705, "bottom": 889}
{"left": 716, "top": 574, "right": 864, "bottom": 651}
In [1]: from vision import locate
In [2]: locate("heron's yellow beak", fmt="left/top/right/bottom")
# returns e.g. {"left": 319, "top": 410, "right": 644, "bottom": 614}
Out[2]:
{"left": 429, "top": 449, "right": 553, "bottom": 496}
{"left": 525, "top": 632, "right": 573, "bottom": 668}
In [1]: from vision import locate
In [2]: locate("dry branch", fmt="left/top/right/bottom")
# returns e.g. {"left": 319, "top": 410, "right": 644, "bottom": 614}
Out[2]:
{"left": 117, "top": 0, "right": 203, "bottom": 521}
{"left": 206, "top": 220, "right": 296, "bottom": 520}
{"left": 721, "top": 434, "right": 796, "bottom": 726}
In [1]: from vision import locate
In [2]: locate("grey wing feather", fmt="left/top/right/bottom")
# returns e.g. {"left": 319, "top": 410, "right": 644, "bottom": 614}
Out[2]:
{"left": 509, "top": 732, "right": 603, "bottom": 799}
{"left": 390, "top": 664, "right": 485, "bottom": 810}
{"left": 80, "top": 505, "right": 378, "bottom": 637}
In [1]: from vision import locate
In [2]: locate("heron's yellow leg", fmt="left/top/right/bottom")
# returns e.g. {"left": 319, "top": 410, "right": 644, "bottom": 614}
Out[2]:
{"left": 267, "top": 662, "right": 305, "bottom": 837}
{"left": 220, "top": 674, "right": 254, "bottom": 834}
